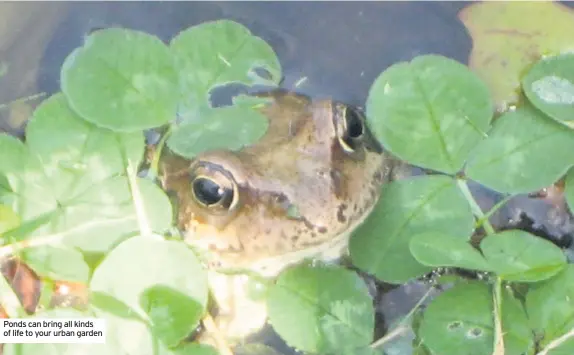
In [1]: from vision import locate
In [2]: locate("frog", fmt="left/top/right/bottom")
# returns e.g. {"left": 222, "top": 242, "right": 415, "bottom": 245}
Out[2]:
{"left": 159, "top": 89, "right": 399, "bottom": 345}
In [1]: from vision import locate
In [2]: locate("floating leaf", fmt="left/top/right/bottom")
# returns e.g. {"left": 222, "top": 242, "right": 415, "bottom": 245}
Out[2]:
{"left": 0, "top": 94, "right": 172, "bottom": 254}
{"left": 366, "top": 54, "right": 493, "bottom": 174}
{"left": 522, "top": 53, "right": 574, "bottom": 123}
{"left": 460, "top": 2, "right": 574, "bottom": 112}
{"left": 61, "top": 28, "right": 179, "bottom": 131}
{"left": 480, "top": 230, "right": 566, "bottom": 282}
{"left": 466, "top": 104, "right": 574, "bottom": 194}
{"left": 166, "top": 105, "right": 268, "bottom": 158}
{"left": 526, "top": 265, "right": 574, "bottom": 354}
{"left": 90, "top": 235, "right": 208, "bottom": 348}
{"left": 267, "top": 263, "right": 374, "bottom": 354}
{"left": 419, "top": 282, "right": 534, "bottom": 355}
{"left": 170, "top": 19, "right": 281, "bottom": 118}
{"left": 409, "top": 232, "right": 492, "bottom": 272}
{"left": 350, "top": 175, "right": 474, "bottom": 284}
{"left": 564, "top": 167, "right": 574, "bottom": 216}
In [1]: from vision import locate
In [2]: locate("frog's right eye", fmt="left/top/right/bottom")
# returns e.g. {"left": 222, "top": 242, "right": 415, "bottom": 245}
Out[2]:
{"left": 189, "top": 163, "right": 239, "bottom": 212}
{"left": 191, "top": 176, "right": 235, "bottom": 210}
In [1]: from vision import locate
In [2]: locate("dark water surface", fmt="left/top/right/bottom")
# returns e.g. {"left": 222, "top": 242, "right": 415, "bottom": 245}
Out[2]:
{"left": 1, "top": 2, "right": 573, "bottom": 354}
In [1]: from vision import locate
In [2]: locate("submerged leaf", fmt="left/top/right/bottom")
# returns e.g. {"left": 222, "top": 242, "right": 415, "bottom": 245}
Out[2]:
{"left": 460, "top": 2, "right": 574, "bottom": 112}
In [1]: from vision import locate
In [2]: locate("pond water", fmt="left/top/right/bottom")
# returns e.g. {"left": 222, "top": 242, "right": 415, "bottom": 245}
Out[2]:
{"left": 1, "top": 2, "right": 573, "bottom": 354}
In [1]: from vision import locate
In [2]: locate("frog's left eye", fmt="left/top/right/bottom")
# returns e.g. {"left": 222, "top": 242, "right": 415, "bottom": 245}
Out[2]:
{"left": 336, "top": 105, "right": 365, "bottom": 153}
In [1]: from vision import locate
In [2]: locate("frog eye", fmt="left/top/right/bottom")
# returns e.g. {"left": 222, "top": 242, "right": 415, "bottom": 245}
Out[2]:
{"left": 190, "top": 175, "right": 236, "bottom": 210}
{"left": 337, "top": 105, "right": 365, "bottom": 153}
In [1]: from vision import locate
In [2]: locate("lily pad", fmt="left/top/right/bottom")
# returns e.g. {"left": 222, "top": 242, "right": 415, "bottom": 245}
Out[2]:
{"left": 170, "top": 19, "right": 281, "bottom": 119}
{"left": 460, "top": 1, "right": 574, "bottom": 112}
{"left": 0, "top": 93, "right": 172, "bottom": 254}
{"left": 526, "top": 265, "right": 574, "bottom": 354}
{"left": 90, "top": 235, "right": 208, "bottom": 348}
{"left": 366, "top": 54, "right": 493, "bottom": 174}
{"left": 350, "top": 175, "right": 474, "bottom": 284}
{"left": 419, "top": 282, "right": 534, "bottom": 355}
{"left": 409, "top": 232, "right": 492, "bottom": 272}
{"left": 465, "top": 104, "right": 574, "bottom": 194}
{"left": 480, "top": 230, "right": 566, "bottom": 282}
{"left": 166, "top": 105, "right": 268, "bottom": 158}
{"left": 563, "top": 167, "right": 574, "bottom": 216}
{"left": 522, "top": 53, "right": 574, "bottom": 123}
{"left": 61, "top": 28, "right": 179, "bottom": 131}
{"left": 267, "top": 263, "right": 374, "bottom": 354}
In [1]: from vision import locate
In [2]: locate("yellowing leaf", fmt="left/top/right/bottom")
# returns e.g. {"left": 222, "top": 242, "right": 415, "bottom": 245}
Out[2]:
{"left": 459, "top": 2, "right": 574, "bottom": 112}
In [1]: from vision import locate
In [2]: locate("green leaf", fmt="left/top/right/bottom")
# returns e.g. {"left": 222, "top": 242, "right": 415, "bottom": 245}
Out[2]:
{"left": 366, "top": 54, "right": 493, "bottom": 174}
{"left": 171, "top": 343, "right": 219, "bottom": 355}
{"left": 419, "top": 282, "right": 534, "bottom": 355}
{"left": 90, "top": 235, "right": 208, "bottom": 348}
{"left": 59, "top": 176, "right": 173, "bottom": 253}
{"left": 460, "top": 2, "right": 574, "bottom": 112}
{"left": 466, "top": 104, "right": 574, "bottom": 194}
{"left": 522, "top": 53, "right": 574, "bottom": 123}
{"left": 61, "top": 28, "right": 179, "bottom": 131}
{"left": 0, "top": 94, "right": 172, "bottom": 254}
{"left": 167, "top": 105, "right": 268, "bottom": 158}
{"left": 25, "top": 93, "right": 144, "bottom": 202}
{"left": 480, "top": 230, "right": 566, "bottom": 282}
{"left": 170, "top": 19, "right": 281, "bottom": 117}
{"left": 409, "top": 232, "right": 492, "bottom": 272}
{"left": 18, "top": 245, "right": 89, "bottom": 283}
{"left": 526, "top": 265, "right": 574, "bottom": 354}
{"left": 267, "top": 263, "right": 374, "bottom": 354}
{"left": 350, "top": 175, "right": 474, "bottom": 284}
{"left": 0, "top": 204, "right": 20, "bottom": 235}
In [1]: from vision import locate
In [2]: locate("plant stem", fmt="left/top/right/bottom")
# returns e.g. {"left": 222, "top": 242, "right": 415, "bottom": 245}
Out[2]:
{"left": 149, "top": 126, "right": 172, "bottom": 180}
{"left": 492, "top": 277, "right": 504, "bottom": 355}
{"left": 476, "top": 194, "right": 513, "bottom": 230}
{"left": 538, "top": 327, "right": 574, "bottom": 355}
{"left": 126, "top": 160, "right": 152, "bottom": 237}
{"left": 456, "top": 178, "right": 495, "bottom": 235}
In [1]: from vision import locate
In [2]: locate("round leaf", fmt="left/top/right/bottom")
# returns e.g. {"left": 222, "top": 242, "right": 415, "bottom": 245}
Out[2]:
{"left": 522, "top": 53, "right": 574, "bottom": 123}
{"left": 419, "top": 282, "right": 533, "bottom": 355}
{"left": 170, "top": 20, "right": 281, "bottom": 116}
{"left": 350, "top": 175, "right": 474, "bottom": 284}
{"left": 409, "top": 232, "right": 492, "bottom": 272}
{"left": 526, "top": 265, "right": 574, "bottom": 353}
{"left": 366, "top": 54, "right": 493, "bottom": 174}
{"left": 26, "top": 93, "right": 145, "bottom": 200}
{"left": 61, "top": 28, "right": 179, "bottom": 131}
{"left": 563, "top": 167, "right": 574, "bottom": 216}
{"left": 480, "top": 230, "right": 566, "bottom": 282}
{"left": 267, "top": 264, "right": 374, "bottom": 354}
{"left": 167, "top": 105, "right": 268, "bottom": 158}
{"left": 466, "top": 104, "right": 574, "bottom": 194}
{"left": 90, "top": 235, "right": 208, "bottom": 348}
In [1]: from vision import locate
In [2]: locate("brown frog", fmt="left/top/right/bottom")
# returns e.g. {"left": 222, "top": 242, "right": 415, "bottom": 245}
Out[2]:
{"left": 160, "top": 89, "right": 397, "bottom": 343}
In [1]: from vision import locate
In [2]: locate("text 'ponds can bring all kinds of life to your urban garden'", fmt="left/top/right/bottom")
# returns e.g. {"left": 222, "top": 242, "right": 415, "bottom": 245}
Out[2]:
{"left": 0, "top": 319, "right": 106, "bottom": 344}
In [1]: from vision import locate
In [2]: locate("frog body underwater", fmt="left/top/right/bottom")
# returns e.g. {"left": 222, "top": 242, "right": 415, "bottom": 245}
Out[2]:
{"left": 160, "top": 89, "right": 398, "bottom": 343}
